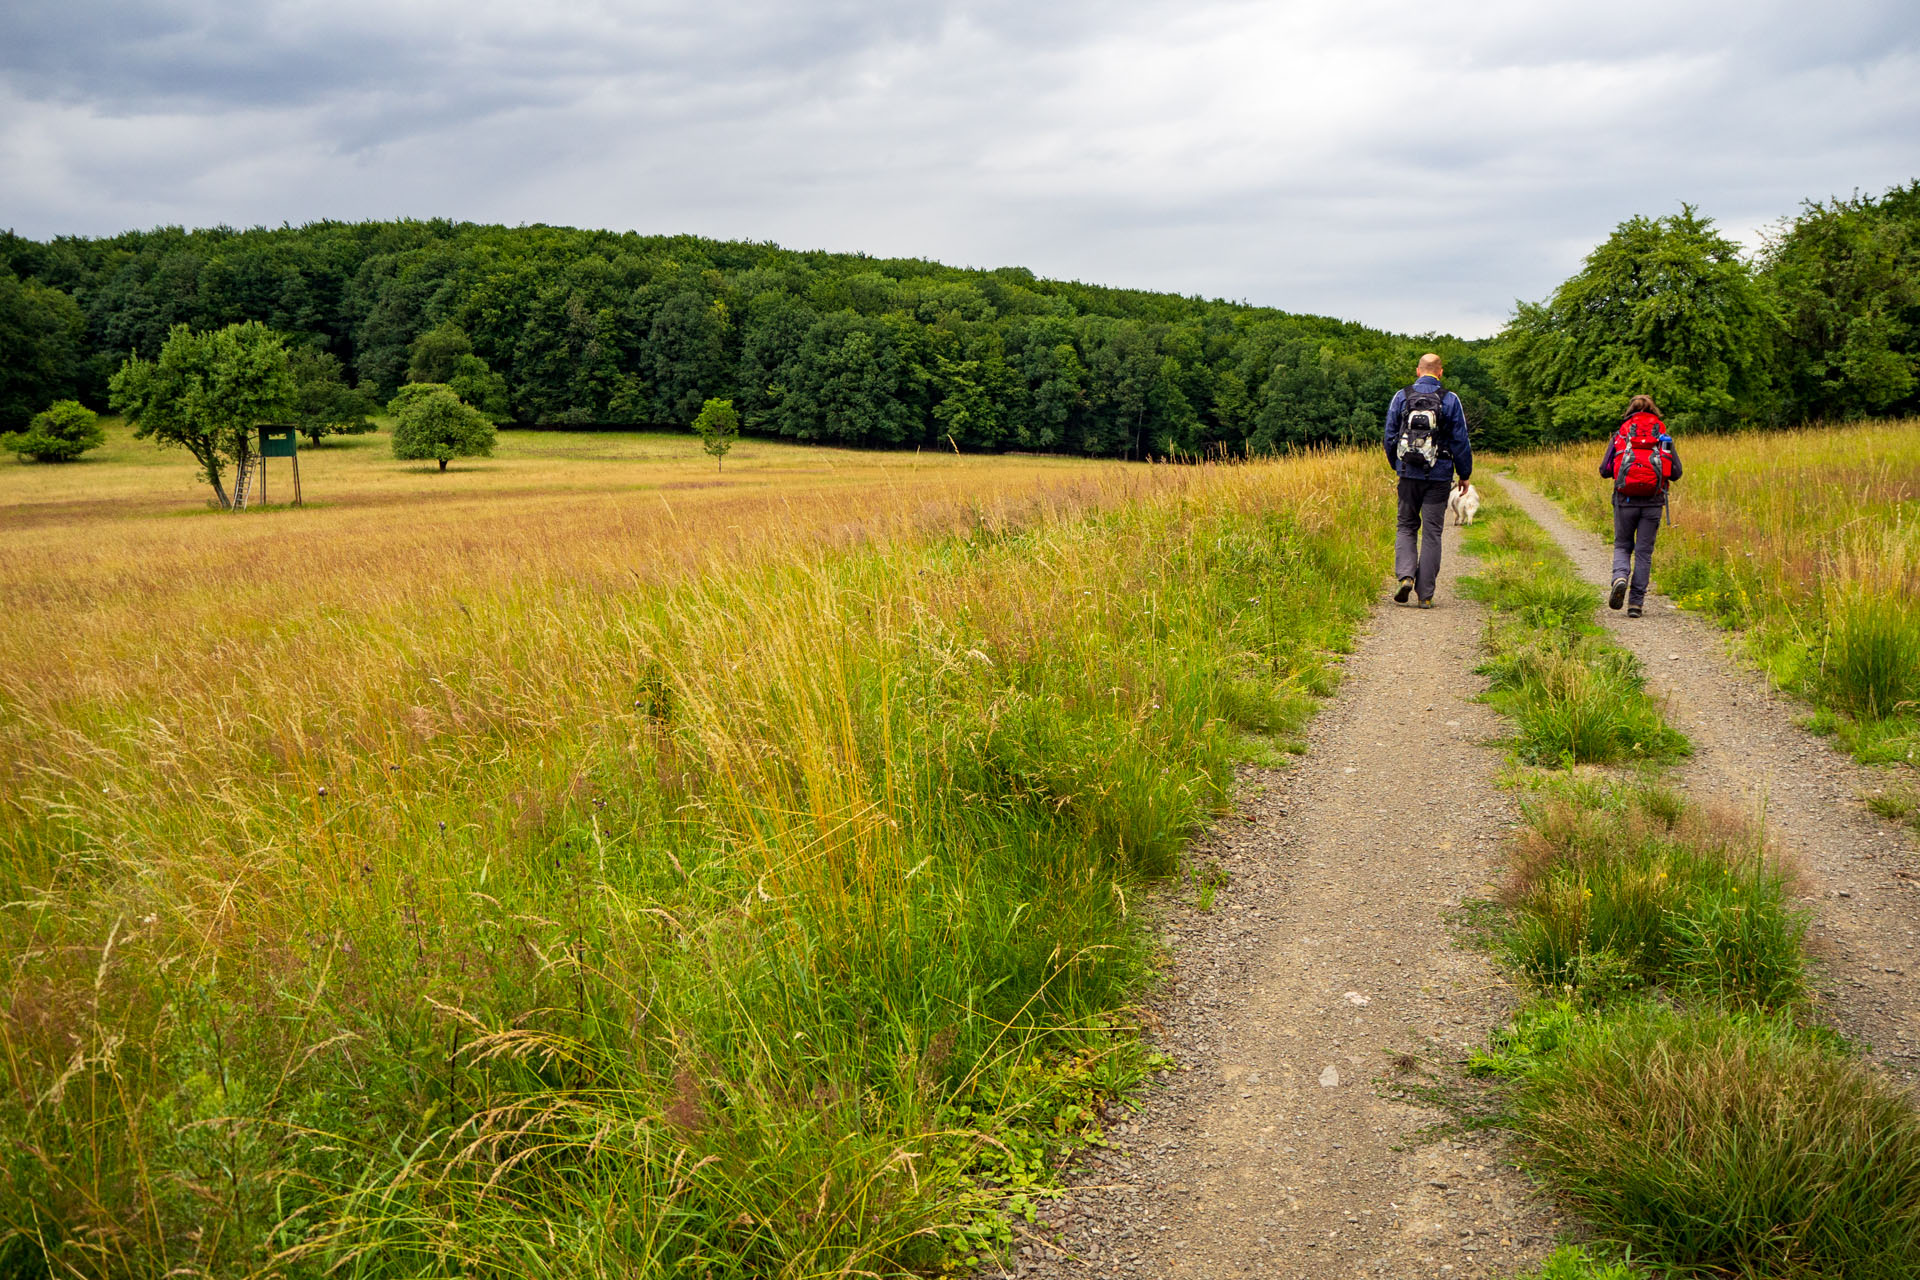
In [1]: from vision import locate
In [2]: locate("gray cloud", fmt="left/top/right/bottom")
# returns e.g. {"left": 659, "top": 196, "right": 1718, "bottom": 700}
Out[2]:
{"left": 3, "top": 0, "right": 1917, "bottom": 335}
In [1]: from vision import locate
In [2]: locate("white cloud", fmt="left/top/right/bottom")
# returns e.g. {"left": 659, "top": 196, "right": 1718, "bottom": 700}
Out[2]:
{"left": 2, "top": 0, "right": 1916, "bottom": 336}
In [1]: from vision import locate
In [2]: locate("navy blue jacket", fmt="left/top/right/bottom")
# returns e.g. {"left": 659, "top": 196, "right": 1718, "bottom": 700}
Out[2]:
{"left": 1383, "top": 376, "right": 1472, "bottom": 483}
{"left": 1600, "top": 423, "right": 1683, "bottom": 507}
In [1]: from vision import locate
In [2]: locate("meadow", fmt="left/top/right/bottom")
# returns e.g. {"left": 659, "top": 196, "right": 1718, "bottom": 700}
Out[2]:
{"left": 1512, "top": 421, "right": 1920, "bottom": 771}
{"left": 0, "top": 425, "right": 1388, "bottom": 1277}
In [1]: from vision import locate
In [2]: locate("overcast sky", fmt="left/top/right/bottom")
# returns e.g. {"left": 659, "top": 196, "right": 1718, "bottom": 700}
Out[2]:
{"left": 3, "top": 0, "right": 1917, "bottom": 336}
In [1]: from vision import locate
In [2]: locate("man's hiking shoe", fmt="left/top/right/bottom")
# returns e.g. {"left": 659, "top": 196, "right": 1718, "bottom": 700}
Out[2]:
{"left": 1395, "top": 578, "right": 1414, "bottom": 604}
{"left": 1418, "top": 598, "right": 1434, "bottom": 610}
{"left": 1627, "top": 605, "right": 1642, "bottom": 618}
{"left": 1609, "top": 578, "right": 1628, "bottom": 610}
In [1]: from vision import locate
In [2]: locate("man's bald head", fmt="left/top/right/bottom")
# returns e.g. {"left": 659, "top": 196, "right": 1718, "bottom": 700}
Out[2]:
{"left": 1417, "top": 353, "right": 1444, "bottom": 377}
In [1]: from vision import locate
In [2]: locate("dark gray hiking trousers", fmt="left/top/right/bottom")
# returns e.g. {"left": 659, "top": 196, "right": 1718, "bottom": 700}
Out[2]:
{"left": 1395, "top": 477, "right": 1450, "bottom": 601}
{"left": 1612, "top": 500, "right": 1663, "bottom": 607}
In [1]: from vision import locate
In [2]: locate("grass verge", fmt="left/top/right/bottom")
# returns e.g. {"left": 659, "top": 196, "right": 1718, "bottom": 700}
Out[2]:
{"left": 1452, "top": 487, "right": 1920, "bottom": 1278}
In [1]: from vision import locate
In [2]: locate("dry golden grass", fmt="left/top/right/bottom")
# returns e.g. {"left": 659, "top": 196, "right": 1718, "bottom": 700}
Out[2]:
{"left": 0, "top": 422, "right": 1391, "bottom": 1276}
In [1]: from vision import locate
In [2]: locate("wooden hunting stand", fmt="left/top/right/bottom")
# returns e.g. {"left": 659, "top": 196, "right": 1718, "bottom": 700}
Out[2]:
{"left": 233, "top": 425, "right": 303, "bottom": 509}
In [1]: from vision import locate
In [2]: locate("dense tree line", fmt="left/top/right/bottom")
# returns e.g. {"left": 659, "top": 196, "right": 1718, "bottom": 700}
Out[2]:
{"left": 0, "top": 220, "right": 1509, "bottom": 454}
{"left": 3, "top": 180, "right": 1913, "bottom": 456}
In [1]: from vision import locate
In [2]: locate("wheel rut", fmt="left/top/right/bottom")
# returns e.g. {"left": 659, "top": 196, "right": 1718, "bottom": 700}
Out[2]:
{"left": 1016, "top": 516, "right": 1560, "bottom": 1280}
{"left": 1496, "top": 475, "right": 1920, "bottom": 1079}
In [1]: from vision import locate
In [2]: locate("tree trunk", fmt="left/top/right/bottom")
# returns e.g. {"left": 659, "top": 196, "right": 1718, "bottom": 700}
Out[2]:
{"left": 439, "top": 458, "right": 449, "bottom": 471}
{"left": 203, "top": 454, "right": 232, "bottom": 509}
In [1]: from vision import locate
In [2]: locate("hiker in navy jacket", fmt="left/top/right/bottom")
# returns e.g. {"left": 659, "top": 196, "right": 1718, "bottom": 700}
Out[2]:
{"left": 1599, "top": 394, "right": 1683, "bottom": 618}
{"left": 1383, "top": 353, "right": 1473, "bottom": 607}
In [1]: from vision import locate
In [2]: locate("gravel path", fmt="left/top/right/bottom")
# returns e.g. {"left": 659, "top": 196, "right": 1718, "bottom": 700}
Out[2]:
{"left": 1496, "top": 475, "right": 1920, "bottom": 1079}
{"left": 1014, "top": 515, "right": 1561, "bottom": 1280}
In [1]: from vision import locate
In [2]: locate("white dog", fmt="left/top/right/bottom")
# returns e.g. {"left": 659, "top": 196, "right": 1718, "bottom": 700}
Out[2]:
{"left": 1448, "top": 482, "right": 1481, "bottom": 526}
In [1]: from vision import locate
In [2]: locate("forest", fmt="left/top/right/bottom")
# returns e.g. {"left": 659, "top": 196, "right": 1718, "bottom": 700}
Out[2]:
{"left": 2, "top": 178, "right": 1916, "bottom": 456}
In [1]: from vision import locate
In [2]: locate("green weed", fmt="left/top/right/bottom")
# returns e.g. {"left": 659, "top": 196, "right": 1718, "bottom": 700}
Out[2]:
{"left": 1507, "top": 1244, "right": 1641, "bottom": 1279}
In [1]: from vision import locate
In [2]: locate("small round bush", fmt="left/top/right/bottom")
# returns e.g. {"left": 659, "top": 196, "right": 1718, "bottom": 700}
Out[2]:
{"left": 3, "top": 399, "right": 103, "bottom": 462}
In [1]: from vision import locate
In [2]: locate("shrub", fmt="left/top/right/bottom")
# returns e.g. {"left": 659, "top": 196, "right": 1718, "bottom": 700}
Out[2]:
{"left": 1502, "top": 782, "right": 1806, "bottom": 1009}
{"left": 1517, "top": 1002, "right": 1920, "bottom": 1278}
{"left": 2, "top": 399, "right": 103, "bottom": 462}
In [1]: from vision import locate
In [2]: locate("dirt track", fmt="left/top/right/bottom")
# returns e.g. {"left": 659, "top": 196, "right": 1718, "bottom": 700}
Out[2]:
{"left": 1018, "top": 513, "right": 1559, "bottom": 1279}
{"left": 1008, "top": 479, "right": 1920, "bottom": 1280}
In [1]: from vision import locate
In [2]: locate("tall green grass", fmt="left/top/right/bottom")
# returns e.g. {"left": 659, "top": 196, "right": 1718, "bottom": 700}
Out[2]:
{"left": 1519, "top": 1003, "right": 1920, "bottom": 1279}
{"left": 1461, "top": 502, "right": 1688, "bottom": 767}
{"left": 1479, "top": 768, "right": 1919, "bottom": 1277}
{"left": 0, "top": 456, "right": 1387, "bottom": 1277}
{"left": 1501, "top": 780, "right": 1806, "bottom": 1010}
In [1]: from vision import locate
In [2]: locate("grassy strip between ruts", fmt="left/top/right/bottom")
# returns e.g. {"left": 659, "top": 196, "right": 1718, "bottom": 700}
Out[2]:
{"left": 1457, "top": 498, "right": 1687, "bottom": 769}
{"left": 1510, "top": 421, "right": 1920, "bottom": 769}
{"left": 1, "top": 454, "right": 1386, "bottom": 1279}
{"left": 1454, "top": 490, "right": 1920, "bottom": 1280}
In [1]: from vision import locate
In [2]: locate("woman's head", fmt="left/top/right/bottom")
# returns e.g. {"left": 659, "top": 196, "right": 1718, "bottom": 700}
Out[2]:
{"left": 1626, "top": 394, "right": 1660, "bottom": 418}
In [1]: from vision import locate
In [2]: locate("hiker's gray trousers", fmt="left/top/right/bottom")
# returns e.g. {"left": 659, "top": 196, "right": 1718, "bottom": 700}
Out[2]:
{"left": 1611, "top": 502, "right": 1663, "bottom": 607}
{"left": 1395, "top": 477, "right": 1450, "bottom": 601}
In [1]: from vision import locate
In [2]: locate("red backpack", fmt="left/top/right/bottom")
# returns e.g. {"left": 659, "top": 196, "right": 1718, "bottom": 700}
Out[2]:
{"left": 1611, "top": 412, "right": 1672, "bottom": 499}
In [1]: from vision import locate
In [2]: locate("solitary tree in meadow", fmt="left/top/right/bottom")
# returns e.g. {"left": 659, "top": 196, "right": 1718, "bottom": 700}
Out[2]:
{"left": 109, "top": 321, "right": 295, "bottom": 507}
{"left": 2, "top": 399, "right": 104, "bottom": 462}
{"left": 693, "top": 396, "right": 740, "bottom": 471}
{"left": 389, "top": 383, "right": 496, "bottom": 471}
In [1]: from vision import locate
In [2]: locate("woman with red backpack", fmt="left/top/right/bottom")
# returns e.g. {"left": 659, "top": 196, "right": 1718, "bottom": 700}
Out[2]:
{"left": 1599, "top": 394, "right": 1682, "bottom": 618}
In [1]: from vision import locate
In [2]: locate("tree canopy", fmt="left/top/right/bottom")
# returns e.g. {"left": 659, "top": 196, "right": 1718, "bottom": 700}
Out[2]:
{"left": 1498, "top": 207, "right": 1779, "bottom": 440}
{"left": 0, "top": 220, "right": 1502, "bottom": 457}
{"left": 1760, "top": 181, "right": 1920, "bottom": 423}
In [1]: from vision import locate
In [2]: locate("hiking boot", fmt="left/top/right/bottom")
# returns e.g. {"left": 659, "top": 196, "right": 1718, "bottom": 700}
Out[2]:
{"left": 1395, "top": 578, "right": 1414, "bottom": 604}
{"left": 1627, "top": 605, "right": 1642, "bottom": 618}
{"left": 1609, "top": 578, "right": 1628, "bottom": 610}
{"left": 1418, "top": 598, "right": 1434, "bottom": 610}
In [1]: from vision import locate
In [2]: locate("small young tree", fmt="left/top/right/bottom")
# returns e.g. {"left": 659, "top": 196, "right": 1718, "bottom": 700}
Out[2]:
{"left": 389, "top": 383, "right": 496, "bottom": 471}
{"left": 289, "top": 347, "right": 379, "bottom": 445}
{"left": 2, "top": 399, "right": 104, "bottom": 462}
{"left": 110, "top": 321, "right": 295, "bottom": 507}
{"left": 692, "top": 396, "right": 740, "bottom": 471}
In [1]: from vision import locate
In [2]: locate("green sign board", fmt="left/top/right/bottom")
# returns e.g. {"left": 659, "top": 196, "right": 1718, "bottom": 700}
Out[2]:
{"left": 259, "top": 425, "right": 299, "bottom": 458}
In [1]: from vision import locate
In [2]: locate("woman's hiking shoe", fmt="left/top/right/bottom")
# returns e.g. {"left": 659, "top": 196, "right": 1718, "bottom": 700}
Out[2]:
{"left": 1418, "top": 598, "right": 1434, "bottom": 609}
{"left": 1627, "top": 605, "right": 1642, "bottom": 618}
{"left": 1609, "top": 578, "right": 1628, "bottom": 610}
{"left": 1395, "top": 578, "right": 1414, "bottom": 604}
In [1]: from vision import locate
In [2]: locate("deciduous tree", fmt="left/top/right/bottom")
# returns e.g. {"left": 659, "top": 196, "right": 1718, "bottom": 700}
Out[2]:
{"left": 389, "top": 383, "right": 496, "bottom": 471}
{"left": 692, "top": 396, "right": 740, "bottom": 470}
{"left": 109, "top": 321, "right": 295, "bottom": 507}
{"left": 1498, "top": 207, "right": 1779, "bottom": 439}
{"left": 289, "top": 347, "right": 379, "bottom": 445}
